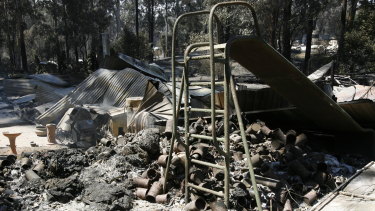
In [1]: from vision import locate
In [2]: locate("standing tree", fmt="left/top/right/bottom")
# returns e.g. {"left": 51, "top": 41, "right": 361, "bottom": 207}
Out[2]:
{"left": 282, "top": 0, "right": 292, "bottom": 61}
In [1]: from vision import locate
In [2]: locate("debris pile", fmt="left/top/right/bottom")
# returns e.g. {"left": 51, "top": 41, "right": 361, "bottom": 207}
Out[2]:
{"left": 131, "top": 118, "right": 367, "bottom": 210}
{"left": 0, "top": 128, "right": 164, "bottom": 211}
{"left": 0, "top": 116, "right": 369, "bottom": 211}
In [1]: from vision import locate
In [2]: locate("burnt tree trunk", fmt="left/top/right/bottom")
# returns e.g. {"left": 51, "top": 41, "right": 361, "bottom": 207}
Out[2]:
{"left": 348, "top": 0, "right": 357, "bottom": 29}
{"left": 270, "top": 6, "right": 279, "bottom": 48}
{"left": 135, "top": 0, "right": 139, "bottom": 37}
{"left": 17, "top": 0, "right": 28, "bottom": 72}
{"left": 175, "top": 0, "right": 180, "bottom": 17}
{"left": 282, "top": 0, "right": 292, "bottom": 61}
{"left": 304, "top": 18, "right": 314, "bottom": 75}
{"left": 147, "top": 0, "right": 155, "bottom": 62}
{"left": 164, "top": 0, "right": 169, "bottom": 57}
{"left": 115, "top": 0, "right": 121, "bottom": 36}
{"left": 337, "top": 0, "right": 347, "bottom": 64}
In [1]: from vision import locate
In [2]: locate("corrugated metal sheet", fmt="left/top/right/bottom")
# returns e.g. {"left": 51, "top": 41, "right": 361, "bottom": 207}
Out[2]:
{"left": 30, "top": 74, "right": 69, "bottom": 86}
{"left": 128, "top": 81, "right": 173, "bottom": 132}
{"left": 32, "top": 80, "right": 74, "bottom": 104}
{"left": 334, "top": 85, "right": 375, "bottom": 102}
{"left": 307, "top": 61, "right": 333, "bottom": 82}
{"left": 36, "top": 68, "right": 153, "bottom": 125}
{"left": 3, "top": 79, "right": 36, "bottom": 96}
{"left": 102, "top": 69, "right": 151, "bottom": 106}
{"left": 102, "top": 54, "right": 168, "bottom": 81}
{"left": 118, "top": 54, "right": 168, "bottom": 81}
{"left": 339, "top": 100, "right": 375, "bottom": 127}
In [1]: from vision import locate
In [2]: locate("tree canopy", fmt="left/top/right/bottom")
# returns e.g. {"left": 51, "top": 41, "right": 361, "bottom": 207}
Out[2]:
{"left": 0, "top": 0, "right": 374, "bottom": 75}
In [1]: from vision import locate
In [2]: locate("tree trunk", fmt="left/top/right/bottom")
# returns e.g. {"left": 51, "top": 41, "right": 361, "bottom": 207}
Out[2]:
{"left": 304, "top": 18, "right": 314, "bottom": 75}
{"left": 147, "top": 0, "right": 155, "bottom": 62}
{"left": 17, "top": 0, "right": 28, "bottom": 72}
{"left": 175, "top": 0, "right": 180, "bottom": 17}
{"left": 337, "top": 0, "right": 347, "bottom": 63}
{"left": 164, "top": 0, "right": 169, "bottom": 57}
{"left": 348, "top": 0, "right": 357, "bottom": 29}
{"left": 270, "top": 7, "right": 279, "bottom": 48}
{"left": 282, "top": 0, "right": 292, "bottom": 61}
{"left": 7, "top": 33, "right": 16, "bottom": 70}
{"left": 115, "top": 0, "right": 121, "bottom": 37}
{"left": 135, "top": 0, "right": 139, "bottom": 37}
{"left": 75, "top": 45, "right": 79, "bottom": 63}
{"left": 63, "top": 3, "right": 70, "bottom": 61}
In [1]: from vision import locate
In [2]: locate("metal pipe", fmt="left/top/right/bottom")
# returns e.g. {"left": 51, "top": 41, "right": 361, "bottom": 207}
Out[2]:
{"left": 188, "top": 183, "right": 224, "bottom": 197}
{"left": 209, "top": 200, "right": 227, "bottom": 211}
{"left": 189, "top": 170, "right": 205, "bottom": 185}
{"left": 164, "top": 119, "right": 173, "bottom": 139}
{"left": 157, "top": 155, "right": 169, "bottom": 167}
{"left": 229, "top": 74, "right": 262, "bottom": 210}
{"left": 260, "top": 125, "right": 272, "bottom": 136}
{"left": 185, "top": 197, "right": 206, "bottom": 211}
{"left": 135, "top": 188, "right": 148, "bottom": 200}
{"left": 33, "top": 162, "right": 45, "bottom": 174}
{"left": 210, "top": 1, "right": 261, "bottom": 208}
{"left": 303, "top": 189, "right": 318, "bottom": 205}
{"left": 0, "top": 160, "right": 11, "bottom": 167}
{"left": 133, "top": 177, "right": 151, "bottom": 188}
{"left": 246, "top": 122, "right": 262, "bottom": 134}
{"left": 6, "top": 154, "right": 17, "bottom": 163}
{"left": 25, "top": 170, "right": 41, "bottom": 181}
{"left": 155, "top": 194, "right": 170, "bottom": 204}
{"left": 164, "top": 10, "right": 223, "bottom": 195}
{"left": 21, "top": 158, "right": 31, "bottom": 169}
{"left": 100, "top": 138, "right": 111, "bottom": 147}
{"left": 190, "top": 145, "right": 204, "bottom": 159}
{"left": 285, "top": 130, "right": 297, "bottom": 145}
{"left": 295, "top": 133, "right": 308, "bottom": 146}
{"left": 143, "top": 169, "right": 160, "bottom": 181}
{"left": 173, "top": 141, "right": 186, "bottom": 153}
{"left": 183, "top": 43, "right": 191, "bottom": 203}
{"left": 46, "top": 123, "right": 57, "bottom": 144}
{"left": 146, "top": 181, "right": 163, "bottom": 203}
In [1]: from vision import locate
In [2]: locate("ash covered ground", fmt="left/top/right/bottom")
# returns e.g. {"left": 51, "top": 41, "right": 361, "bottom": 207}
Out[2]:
{"left": 0, "top": 123, "right": 369, "bottom": 211}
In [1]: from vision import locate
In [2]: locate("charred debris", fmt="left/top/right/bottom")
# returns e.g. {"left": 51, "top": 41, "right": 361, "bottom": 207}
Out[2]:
{"left": 1, "top": 50, "right": 375, "bottom": 210}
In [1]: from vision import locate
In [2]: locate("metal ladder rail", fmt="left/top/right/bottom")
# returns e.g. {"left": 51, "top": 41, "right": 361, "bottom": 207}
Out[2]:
{"left": 182, "top": 43, "right": 230, "bottom": 203}
{"left": 164, "top": 10, "right": 223, "bottom": 193}
{"left": 208, "top": 2, "right": 262, "bottom": 210}
{"left": 167, "top": 2, "right": 263, "bottom": 209}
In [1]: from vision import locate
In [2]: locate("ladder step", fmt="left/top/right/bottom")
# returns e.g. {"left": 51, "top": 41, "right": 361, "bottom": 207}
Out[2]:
{"left": 175, "top": 61, "right": 185, "bottom": 66}
{"left": 190, "top": 81, "right": 224, "bottom": 86}
{"left": 190, "top": 108, "right": 225, "bottom": 114}
{"left": 191, "top": 159, "right": 225, "bottom": 169}
{"left": 191, "top": 43, "right": 227, "bottom": 53}
{"left": 188, "top": 53, "right": 224, "bottom": 61}
{"left": 215, "top": 58, "right": 226, "bottom": 63}
{"left": 188, "top": 183, "right": 224, "bottom": 197}
{"left": 190, "top": 134, "right": 225, "bottom": 142}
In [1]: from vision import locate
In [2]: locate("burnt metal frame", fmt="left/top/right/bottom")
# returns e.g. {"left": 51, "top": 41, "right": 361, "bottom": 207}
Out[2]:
{"left": 165, "top": 1, "right": 262, "bottom": 209}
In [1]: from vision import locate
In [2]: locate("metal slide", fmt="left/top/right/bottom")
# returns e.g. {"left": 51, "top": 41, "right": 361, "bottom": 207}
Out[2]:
{"left": 227, "top": 37, "right": 365, "bottom": 133}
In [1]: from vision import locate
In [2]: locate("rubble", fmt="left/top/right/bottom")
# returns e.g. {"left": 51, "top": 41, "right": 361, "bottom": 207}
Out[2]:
{"left": 0, "top": 41, "right": 374, "bottom": 211}
{"left": 0, "top": 128, "right": 167, "bottom": 211}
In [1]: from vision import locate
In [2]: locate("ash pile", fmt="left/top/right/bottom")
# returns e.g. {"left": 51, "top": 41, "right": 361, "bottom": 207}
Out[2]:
{"left": 0, "top": 128, "right": 163, "bottom": 211}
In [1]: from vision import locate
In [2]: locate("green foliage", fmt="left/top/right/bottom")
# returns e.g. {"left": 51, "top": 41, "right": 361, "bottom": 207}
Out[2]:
{"left": 112, "top": 28, "right": 152, "bottom": 61}
{"left": 342, "top": 2, "right": 375, "bottom": 72}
